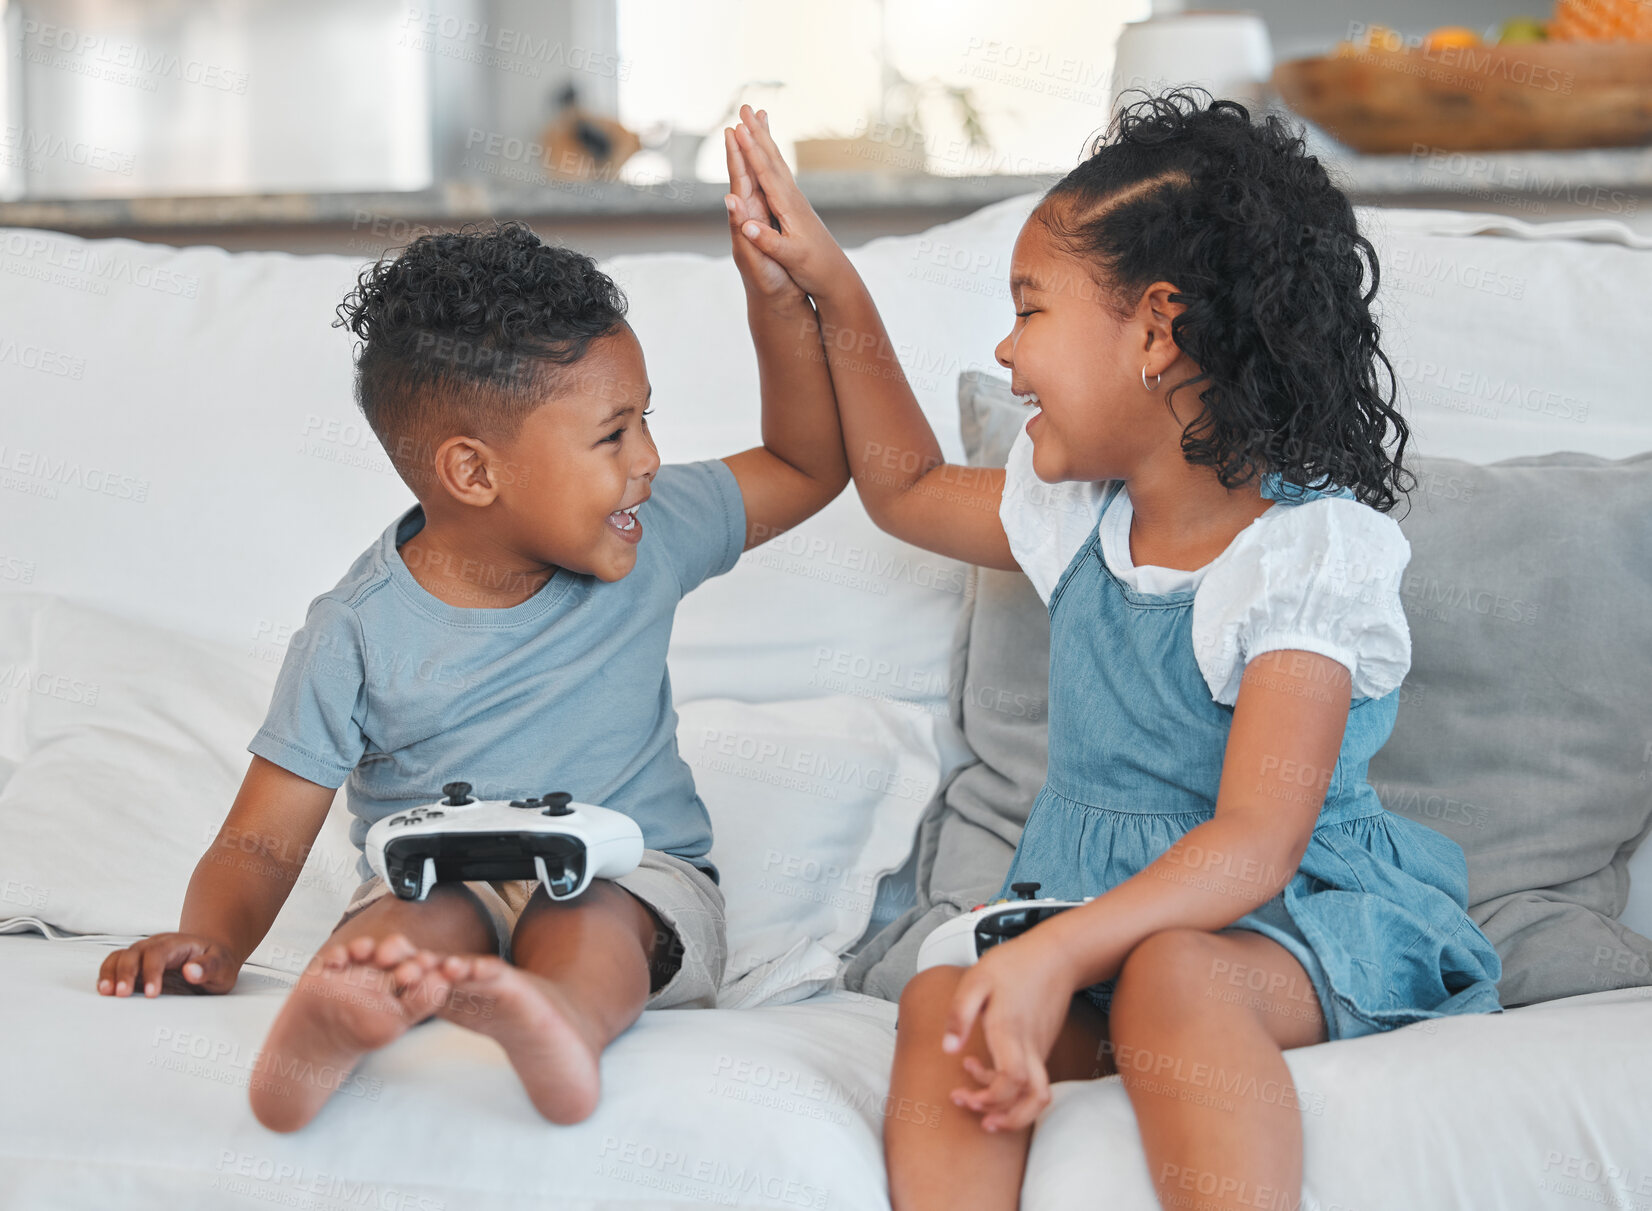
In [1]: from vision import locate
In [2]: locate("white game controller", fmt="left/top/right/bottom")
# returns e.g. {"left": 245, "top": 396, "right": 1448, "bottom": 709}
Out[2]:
{"left": 916, "top": 882, "right": 1096, "bottom": 971}
{"left": 365, "top": 781, "right": 643, "bottom": 902}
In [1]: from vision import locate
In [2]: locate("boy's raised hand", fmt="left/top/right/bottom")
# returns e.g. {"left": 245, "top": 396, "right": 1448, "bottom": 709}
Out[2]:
{"left": 730, "top": 105, "right": 852, "bottom": 298}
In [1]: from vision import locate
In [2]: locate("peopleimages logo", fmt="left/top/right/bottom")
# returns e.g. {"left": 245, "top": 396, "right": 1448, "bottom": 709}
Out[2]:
{"left": 211, "top": 1151, "right": 444, "bottom": 1211}
{"left": 0, "top": 443, "right": 151, "bottom": 503}
{"left": 0, "top": 663, "right": 100, "bottom": 706}
{"left": 21, "top": 19, "right": 250, "bottom": 92}
{"left": 400, "top": 8, "right": 631, "bottom": 79}
{"left": 0, "top": 556, "right": 35, "bottom": 585}
{"left": 1345, "top": 22, "right": 1575, "bottom": 94}
{"left": 1394, "top": 357, "right": 1591, "bottom": 424}
{"left": 0, "top": 123, "right": 134, "bottom": 175}
{"left": 0, "top": 230, "right": 200, "bottom": 297}
{"left": 0, "top": 337, "right": 86, "bottom": 380}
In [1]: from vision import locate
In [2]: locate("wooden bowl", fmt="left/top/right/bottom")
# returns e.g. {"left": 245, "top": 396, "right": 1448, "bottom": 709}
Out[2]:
{"left": 1272, "top": 41, "right": 1652, "bottom": 152}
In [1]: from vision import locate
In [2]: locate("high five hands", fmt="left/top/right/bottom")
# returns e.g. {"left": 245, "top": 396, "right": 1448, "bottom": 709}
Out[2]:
{"left": 730, "top": 103, "right": 1077, "bottom": 1131}
{"left": 724, "top": 105, "right": 851, "bottom": 300}
{"left": 722, "top": 108, "right": 796, "bottom": 300}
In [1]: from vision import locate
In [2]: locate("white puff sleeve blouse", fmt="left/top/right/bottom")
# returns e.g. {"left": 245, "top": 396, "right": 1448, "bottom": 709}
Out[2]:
{"left": 998, "top": 423, "right": 1412, "bottom": 705}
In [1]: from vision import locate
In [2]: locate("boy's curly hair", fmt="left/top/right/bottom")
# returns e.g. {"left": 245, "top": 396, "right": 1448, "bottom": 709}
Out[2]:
{"left": 1038, "top": 88, "right": 1412, "bottom": 511}
{"left": 334, "top": 220, "right": 628, "bottom": 481}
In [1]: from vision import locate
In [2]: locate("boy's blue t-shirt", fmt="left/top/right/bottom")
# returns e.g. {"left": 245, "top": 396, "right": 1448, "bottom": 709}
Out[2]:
{"left": 248, "top": 458, "right": 745, "bottom": 885}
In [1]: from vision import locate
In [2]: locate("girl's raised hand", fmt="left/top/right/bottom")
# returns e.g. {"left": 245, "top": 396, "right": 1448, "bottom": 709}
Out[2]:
{"left": 730, "top": 105, "right": 853, "bottom": 298}
{"left": 723, "top": 124, "right": 798, "bottom": 301}
{"left": 942, "top": 933, "right": 1077, "bottom": 1132}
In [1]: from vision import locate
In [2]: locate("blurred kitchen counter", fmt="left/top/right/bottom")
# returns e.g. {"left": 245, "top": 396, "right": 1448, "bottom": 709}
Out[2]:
{"left": 1, "top": 146, "right": 1649, "bottom": 255}
{"left": 0, "top": 172, "right": 1064, "bottom": 256}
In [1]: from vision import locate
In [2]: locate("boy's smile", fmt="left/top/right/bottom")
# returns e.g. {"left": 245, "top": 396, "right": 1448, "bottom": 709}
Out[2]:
{"left": 534, "top": 325, "right": 660, "bottom": 576}
{"left": 605, "top": 500, "right": 645, "bottom": 543}
{"left": 399, "top": 325, "right": 662, "bottom": 606}
{"left": 476, "top": 324, "right": 661, "bottom": 585}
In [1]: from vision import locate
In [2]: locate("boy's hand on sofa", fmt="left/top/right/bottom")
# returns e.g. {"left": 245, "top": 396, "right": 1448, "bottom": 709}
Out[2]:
{"left": 97, "top": 932, "right": 240, "bottom": 998}
{"left": 730, "top": 105, "right": 853, "bottom": 299}
{"left": 723, "top": 122, "right": 800, "bottom": 303}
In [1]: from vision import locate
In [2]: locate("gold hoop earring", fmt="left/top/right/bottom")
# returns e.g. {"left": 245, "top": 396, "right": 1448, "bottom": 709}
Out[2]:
{"left": 1141, "top": 365, "right": 1161, "bottom": 391}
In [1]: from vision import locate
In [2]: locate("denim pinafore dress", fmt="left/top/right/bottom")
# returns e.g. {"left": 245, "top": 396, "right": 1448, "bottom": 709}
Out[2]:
{"left": 995, "top": 478, "right": 1504, "bottom": 1040}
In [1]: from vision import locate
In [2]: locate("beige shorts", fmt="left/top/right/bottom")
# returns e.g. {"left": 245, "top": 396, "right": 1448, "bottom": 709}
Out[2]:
{"left": 334, "top": 849, "right": 727, "bottom": 1010}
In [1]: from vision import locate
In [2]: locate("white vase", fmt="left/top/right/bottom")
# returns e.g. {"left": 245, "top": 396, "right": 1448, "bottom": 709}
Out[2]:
{"left": 1109, "top": 11, "right": 1274, "bottom": 117}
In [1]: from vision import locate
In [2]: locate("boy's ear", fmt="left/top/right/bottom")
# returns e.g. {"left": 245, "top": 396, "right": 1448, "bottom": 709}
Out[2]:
{"left": 430, "top": 435, "right": 503, "bottom": 507}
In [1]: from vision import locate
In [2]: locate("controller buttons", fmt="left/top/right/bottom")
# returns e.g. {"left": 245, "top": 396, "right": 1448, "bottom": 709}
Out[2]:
{"left": 540, "top": 792, "right": 574, "bottom": 817}
{"left": 1011, "top": 882, "right": 1042, "bottom": 900}
{"left": 441, "top": 781, "right": 475, "bottom": 806}
{"left": 426, "top": 810, "right": 443, "bottom": 819}
{"left": 510, "top": 798, "right": 539, "bottom": 809}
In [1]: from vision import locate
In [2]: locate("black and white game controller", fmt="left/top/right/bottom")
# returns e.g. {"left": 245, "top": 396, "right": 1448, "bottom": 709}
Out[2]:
{"left": 915, "top": 882, "right": 1095, "bottom": 971}
{"left": 365, "top": 782, "right": 644, "bottom": 902}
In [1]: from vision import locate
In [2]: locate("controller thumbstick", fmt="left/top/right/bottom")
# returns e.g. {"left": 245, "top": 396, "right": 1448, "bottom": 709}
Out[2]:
{"left": 1011, "top": 882, "right": 1041, "bottom": 900}
{"left": 540, "top": 791, "right": 574, "bottom": 817}
{"left": 441, "top": 781, "right": 474, "bottom": 806}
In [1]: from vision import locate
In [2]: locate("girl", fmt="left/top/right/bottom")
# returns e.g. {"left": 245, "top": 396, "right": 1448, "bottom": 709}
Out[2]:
{"left": 727, "top": 93, "right": 1503, "bottom": 1211}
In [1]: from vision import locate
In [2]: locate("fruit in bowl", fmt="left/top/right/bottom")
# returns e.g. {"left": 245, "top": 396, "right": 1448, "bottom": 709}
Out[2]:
{"left": 1548, "top": 0, "right": 1652, "bottom": 41}
{"left": 1277, "top": 12, "right": 1652, "bottom": 152}
{"left": 1497, "top": 17, "right": 1550, "bottom": 44}
{"left": 1423, "top": 25, "right": 1483, "bottom": 48}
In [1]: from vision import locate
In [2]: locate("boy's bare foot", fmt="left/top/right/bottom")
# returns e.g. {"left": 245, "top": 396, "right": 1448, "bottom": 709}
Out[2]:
{"left": 249, "top": 933, "right": 438, "bottom": 1132}
{"left": 417, "top": 953, "right": 603, "bottom": 1124}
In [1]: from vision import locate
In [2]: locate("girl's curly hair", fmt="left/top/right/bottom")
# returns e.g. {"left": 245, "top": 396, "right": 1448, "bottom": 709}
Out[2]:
{"left": 334, "top": 220, "right": 628, "bottom": 471}
{"left": 1038, "top": 88, "right": 1412, "bottom": 511}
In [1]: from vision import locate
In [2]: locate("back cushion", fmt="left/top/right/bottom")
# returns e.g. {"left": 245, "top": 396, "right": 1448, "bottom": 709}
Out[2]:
{"left": 1364, "top": 451, "right": 1652, "bottom": 1005}
{"left": 0, "top": 196, "right": 1030, "bottom": 714}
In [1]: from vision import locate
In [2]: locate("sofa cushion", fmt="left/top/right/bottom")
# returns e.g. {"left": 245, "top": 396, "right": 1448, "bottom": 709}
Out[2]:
{"left": 1364, "top": 449, "right": 1652, "bottom": 1005}
{"left": 1359, "top": 207, "right": 1652, "bottom": 463}
{"left": 0, "top": 593, "right": 360, "bottom": 975}
{"left": 0, "top": 932, "right": 903, "bottom": 1211}
{"left": 848, "top": 369, "right": 1652, "bottom": 1007}
{"left": 1027, "top": 985, "right": 1652, "bottom": 1211}
{"left": 0, "top": 593, "right": 943, "bottom": 1008}
{"left": 687, "top": 694, "right": 941, "bottom": 1008}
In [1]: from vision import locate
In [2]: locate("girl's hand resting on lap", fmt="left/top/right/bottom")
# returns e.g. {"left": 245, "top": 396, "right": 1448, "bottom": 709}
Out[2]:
{"left": 729, "top": 105, "right": 853, "bottom": 298}
{"left": 942, "top": 931, "right": 1079, "bottom": 1133}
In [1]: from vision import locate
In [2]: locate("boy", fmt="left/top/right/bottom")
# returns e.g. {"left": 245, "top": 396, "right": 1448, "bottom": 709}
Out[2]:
{"left": 95, "top": 110, "right": 846, "bottom": 1133}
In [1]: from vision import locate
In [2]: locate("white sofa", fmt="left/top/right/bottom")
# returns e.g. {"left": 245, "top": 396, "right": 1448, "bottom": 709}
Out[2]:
{"left": 1, "top": 195, "right": 1649, "bottom": 1210}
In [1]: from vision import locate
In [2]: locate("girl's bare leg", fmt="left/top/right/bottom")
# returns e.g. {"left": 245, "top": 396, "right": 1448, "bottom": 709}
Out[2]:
{"left": 884, "top": 964, "right": 1113, "bottom": 1211}
{"left": 250, "top": 882, "right": 497, "bottom": 1132}
{"left": 1108, "top": 928, "right": 1328, "bottom": 1211}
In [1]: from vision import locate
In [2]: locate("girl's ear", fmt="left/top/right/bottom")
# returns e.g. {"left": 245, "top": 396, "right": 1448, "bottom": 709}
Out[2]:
{"left": 1139, "top": 280, "right": 1187, "bottom": 372}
